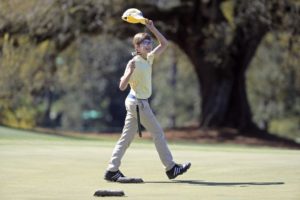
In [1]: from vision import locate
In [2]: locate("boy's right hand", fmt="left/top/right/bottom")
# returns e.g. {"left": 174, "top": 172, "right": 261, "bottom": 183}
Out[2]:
{"left": 128, "top": 60, "right": 135, "bottom": 73}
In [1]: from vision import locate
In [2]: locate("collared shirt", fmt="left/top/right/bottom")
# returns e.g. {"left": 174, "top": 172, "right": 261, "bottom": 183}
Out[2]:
{"left": 128, "top": 52, "right": 155, "bottom": 99}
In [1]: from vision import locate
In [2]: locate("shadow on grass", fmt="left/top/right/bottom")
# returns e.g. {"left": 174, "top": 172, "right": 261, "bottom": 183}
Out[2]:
{"left": 145, "top": 180, "right": 284, "bottom": 187}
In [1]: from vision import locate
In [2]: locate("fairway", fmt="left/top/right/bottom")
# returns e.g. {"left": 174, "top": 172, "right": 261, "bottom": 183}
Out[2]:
{"left": 0, "top": 126, "right": 300, "bottom": 200}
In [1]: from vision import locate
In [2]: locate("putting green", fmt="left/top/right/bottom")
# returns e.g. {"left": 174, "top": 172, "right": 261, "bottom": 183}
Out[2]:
{"left": 0, "top": 126, "right": 299, "bottom": 200}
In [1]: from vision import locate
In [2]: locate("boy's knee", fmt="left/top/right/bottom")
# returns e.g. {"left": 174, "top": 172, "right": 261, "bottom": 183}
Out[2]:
{"left": 151, "top": 130, "right": 165, "bottom": 141}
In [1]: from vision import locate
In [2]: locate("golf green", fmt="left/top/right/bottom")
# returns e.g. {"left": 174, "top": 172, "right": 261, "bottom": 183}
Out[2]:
{"left": 0, "top": 126, "right": 299, "bottom": 200}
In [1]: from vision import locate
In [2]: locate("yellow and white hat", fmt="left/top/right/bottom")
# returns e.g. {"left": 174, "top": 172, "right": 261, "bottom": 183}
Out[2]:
{"left": 122, "top": 8, "right": 147, "bottom": 25}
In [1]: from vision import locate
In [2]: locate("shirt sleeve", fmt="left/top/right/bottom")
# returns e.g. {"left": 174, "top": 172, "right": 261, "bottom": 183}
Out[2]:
{"left": 147, "top": 52, "right": 155, "bottom": 65}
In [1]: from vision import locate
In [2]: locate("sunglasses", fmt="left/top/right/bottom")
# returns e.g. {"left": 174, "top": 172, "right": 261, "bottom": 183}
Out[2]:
{"left": 140, "top": 39, "right": 153, "bottom": 46}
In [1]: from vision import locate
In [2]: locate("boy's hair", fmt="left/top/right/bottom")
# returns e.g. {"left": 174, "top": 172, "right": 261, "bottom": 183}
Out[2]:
{"left": 132, "top": 32, "right": 152, "bottom": 46}
{"left": 132, "top": 32, "right": 152, "bottom": 56}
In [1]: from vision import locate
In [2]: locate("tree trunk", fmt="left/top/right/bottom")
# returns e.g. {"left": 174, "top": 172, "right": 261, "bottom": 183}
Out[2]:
{"left": 168, "top": 48, "right": 178, "bottom": 128}
{"left": 171, "top": 23, "right": 267, "bottom": 131}
{"left": 183, "top": 25, "right": 267, "bottom": 131}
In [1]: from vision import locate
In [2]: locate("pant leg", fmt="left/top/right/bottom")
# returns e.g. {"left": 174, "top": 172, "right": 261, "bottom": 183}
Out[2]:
{"left": 107, "top": 99, "right": 138, "bottom": 172}
{"left": 139, "top": 100, "right": 175, "bottom": 171}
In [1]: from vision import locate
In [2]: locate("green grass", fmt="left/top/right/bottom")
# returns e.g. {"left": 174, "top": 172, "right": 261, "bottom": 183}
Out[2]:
{"left": 0, "top": 126, "right": 300, "bottom": 200}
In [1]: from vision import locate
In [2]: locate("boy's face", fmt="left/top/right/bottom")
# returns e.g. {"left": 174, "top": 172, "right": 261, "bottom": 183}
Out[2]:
{"left": 137, "top": 39, "right": 153, "bottom": 54}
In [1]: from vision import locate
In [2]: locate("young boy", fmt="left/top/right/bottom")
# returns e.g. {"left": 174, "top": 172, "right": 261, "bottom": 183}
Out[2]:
{"left": 104, "top": 19, "right": 191, "bottom": 181}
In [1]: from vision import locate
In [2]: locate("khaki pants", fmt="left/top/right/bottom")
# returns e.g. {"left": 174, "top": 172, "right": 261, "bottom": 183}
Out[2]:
{"left": 107, "top": 97, "right": 175, "bottom": 171}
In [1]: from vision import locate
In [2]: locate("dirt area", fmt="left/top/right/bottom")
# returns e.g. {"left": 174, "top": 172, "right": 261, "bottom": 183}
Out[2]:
{"left": 34, "top": 126, "right": 300, "bottom": 149}
{"left": 142, "top": 127, "right": 300, "bottom": 149}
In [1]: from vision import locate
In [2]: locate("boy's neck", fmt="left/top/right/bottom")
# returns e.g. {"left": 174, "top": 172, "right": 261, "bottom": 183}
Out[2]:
{"left": 140, "top": 54, "right": 147, "bottom": 59}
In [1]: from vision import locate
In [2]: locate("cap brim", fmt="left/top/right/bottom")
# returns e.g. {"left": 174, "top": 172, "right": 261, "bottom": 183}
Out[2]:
{"left": 122, "top": 14, "right": 146, "bottom": 24}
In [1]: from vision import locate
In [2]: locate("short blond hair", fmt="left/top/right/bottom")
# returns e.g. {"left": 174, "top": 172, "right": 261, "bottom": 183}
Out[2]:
{"left": 132, "top": 32, "right": 152, "bottom": 47}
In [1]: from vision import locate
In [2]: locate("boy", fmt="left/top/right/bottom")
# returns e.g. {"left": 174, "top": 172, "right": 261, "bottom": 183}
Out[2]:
{"left": 104, "top": 19, "right": 191, "bottom": 181}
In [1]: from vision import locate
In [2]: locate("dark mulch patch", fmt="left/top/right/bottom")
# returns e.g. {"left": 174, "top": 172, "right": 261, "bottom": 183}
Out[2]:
{"left": 143, "top": 127, "right": 300, "bottom": 149}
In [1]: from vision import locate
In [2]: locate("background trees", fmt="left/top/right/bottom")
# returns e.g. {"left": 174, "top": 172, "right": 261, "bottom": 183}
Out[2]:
{"left": 0, "top": 0, "right": 299, "bottom": 141}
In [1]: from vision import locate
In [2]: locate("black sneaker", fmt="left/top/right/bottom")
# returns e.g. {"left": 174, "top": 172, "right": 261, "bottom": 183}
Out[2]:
{"left": 104, "top": 170, "right": 125, "bottom": 182}
{"left": 166, "top": 163, "right": 191, "bottom": 179}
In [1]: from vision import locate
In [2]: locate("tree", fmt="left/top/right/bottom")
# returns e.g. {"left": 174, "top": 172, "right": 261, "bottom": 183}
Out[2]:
{"left": 108, "top": 0, "right": 298, "bottom": 133}
{"left": 135, "top": 0, "right": 299, "bottom": 133}
{"left": 1, "top": 0, "right": 299, "bottom": 135}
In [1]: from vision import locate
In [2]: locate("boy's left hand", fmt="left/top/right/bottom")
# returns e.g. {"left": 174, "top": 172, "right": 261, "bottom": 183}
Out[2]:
{"left": 145, "top": 19, "right": 155, "bottom": 30}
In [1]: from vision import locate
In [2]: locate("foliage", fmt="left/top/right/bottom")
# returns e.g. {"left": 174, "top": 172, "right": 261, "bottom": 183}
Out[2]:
{"left": 152, "top": 43, "right": 200, "bottom": 128}
{"left": 247, "top": 32, "right": 300, "bottom": 139}
{"left": 56, "top": 34, "right": 130, "bottom": 131}
{"left": 0, "top": 0, "right": 299, "bottom": 140}
{"left": 0, "top": 34, "right": 56, "bottom": 128}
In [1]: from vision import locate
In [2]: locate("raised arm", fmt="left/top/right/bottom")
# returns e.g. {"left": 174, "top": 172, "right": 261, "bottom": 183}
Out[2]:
{"left": 145, "top": 19, "right": 169, "bottom": 56}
